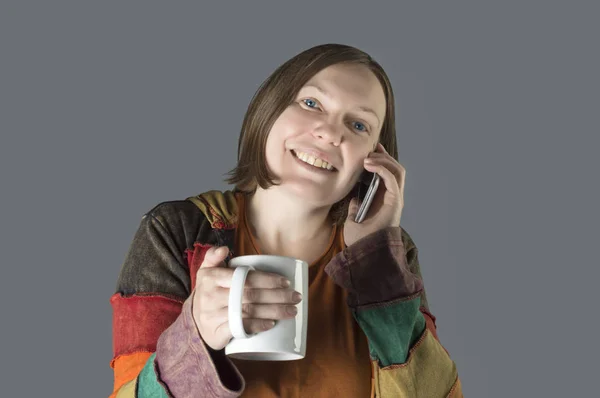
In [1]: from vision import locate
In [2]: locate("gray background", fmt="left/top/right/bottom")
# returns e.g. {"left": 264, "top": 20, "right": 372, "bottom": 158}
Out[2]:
{"left": 1, "top": 1, "right": 598, "bottom": 397}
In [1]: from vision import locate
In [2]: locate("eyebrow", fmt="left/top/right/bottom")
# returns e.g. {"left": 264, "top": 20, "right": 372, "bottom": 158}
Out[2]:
{"left": 303, "top": 84, "right": 381, "bottom": 126}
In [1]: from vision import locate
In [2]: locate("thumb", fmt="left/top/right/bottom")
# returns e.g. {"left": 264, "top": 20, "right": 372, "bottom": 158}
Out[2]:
{"left": 202, "top": 246, "right": 229, "bottom": 268}
{"left": 346, "top": 197, "right": 359, "bottom": 222}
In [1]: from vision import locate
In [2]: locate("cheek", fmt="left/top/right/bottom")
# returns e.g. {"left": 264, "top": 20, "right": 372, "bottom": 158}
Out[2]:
{"left": 343, "top": 147, "right": 371, "bottom": 179}
{"left": 280, "top": 106, "right": 316, "bottom": 135}
{"left": 266, "top": 112, "right": 293, "bottom": 145}
{"left": 350, "top": 164, "right": 365, "bottom": 182}
{"left": 347, "top": 144, "right": 371, "bottom": 165}
{"left": 264, "top": 112, "right": 297, "bottom": 164}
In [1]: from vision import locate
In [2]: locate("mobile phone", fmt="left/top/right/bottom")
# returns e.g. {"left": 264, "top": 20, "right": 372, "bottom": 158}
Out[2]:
{"left": 354, "top": 171, "right": 380, "bottom": 223}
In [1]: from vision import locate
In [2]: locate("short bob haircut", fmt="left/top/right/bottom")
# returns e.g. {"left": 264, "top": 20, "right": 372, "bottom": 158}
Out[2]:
{"left": 225, "top": 43, "right": 398, "bottom": 226}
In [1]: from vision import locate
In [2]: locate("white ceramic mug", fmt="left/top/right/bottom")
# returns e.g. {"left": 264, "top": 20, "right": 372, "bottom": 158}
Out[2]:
{"left": 225, "top": 255, "right": 308, "bottom": 361}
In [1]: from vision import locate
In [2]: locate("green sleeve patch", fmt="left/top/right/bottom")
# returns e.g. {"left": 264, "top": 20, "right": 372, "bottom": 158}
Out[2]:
{"left": 353, "top": 297, "right": 426, "bottom": 367}
{"left": 137, "top": 353, "right": 169, "bottom": 398}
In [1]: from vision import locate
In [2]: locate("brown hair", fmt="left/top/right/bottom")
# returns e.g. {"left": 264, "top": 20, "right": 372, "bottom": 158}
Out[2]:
{"left": 225, "top": 43, "right": 398, "bottom": 226}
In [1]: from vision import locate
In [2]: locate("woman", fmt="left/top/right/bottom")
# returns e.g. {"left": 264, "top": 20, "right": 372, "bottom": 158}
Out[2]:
{"left": 110, "top": 43, "right": 462, "bottom": 397}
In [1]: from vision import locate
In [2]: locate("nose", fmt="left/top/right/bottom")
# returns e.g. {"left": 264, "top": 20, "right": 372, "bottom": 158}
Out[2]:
{"left": 312, "top": 122, "right": 343, "bottom": 146}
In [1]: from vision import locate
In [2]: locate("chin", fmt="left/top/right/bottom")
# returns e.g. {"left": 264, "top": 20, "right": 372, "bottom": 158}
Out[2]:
{"left": 281, "top": 182, "right": 343, "bottom": 207}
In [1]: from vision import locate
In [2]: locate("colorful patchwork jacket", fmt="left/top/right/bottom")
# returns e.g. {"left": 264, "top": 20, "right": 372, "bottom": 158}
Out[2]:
{"left": 110, "top": 190, "right": 463, "bottom": 397}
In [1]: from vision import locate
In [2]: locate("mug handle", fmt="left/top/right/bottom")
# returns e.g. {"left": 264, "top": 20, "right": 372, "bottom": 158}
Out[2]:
{"left": 228, "top": 265, "right": 255, "bottom": 339}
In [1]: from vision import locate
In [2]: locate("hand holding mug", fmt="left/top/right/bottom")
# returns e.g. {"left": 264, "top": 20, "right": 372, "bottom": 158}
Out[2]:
{"left": 192, "top": 246, "right": 302, "bottom": 351}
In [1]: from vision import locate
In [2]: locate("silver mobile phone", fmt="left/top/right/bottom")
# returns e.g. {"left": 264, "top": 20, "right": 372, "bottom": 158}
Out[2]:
{"left": 354, "top": 173, "right": 380, "bottom": 223}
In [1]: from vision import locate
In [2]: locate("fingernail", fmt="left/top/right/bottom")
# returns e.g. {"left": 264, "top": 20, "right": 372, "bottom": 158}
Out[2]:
{"left": 364, "top": 158, "right": 374, "bottom": 163}
{"left": 265, "top": 320, "right": 276, "bottom": 329}
{"left": 281, "top": 278, "right": 291, "bottom": 287}
{"left": 286, "top": 306, "right": 298, "bottom": 315}
{"left": 293, "top": 292, "right": 302, "bottom": 302}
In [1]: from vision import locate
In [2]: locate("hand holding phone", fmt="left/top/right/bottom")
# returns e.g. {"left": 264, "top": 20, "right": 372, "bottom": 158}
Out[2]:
{"left": 354, "top": 172, "right": 380, "bottom": 223}
{"left": 345, "top": 143, "right": 405, "bottom": 246}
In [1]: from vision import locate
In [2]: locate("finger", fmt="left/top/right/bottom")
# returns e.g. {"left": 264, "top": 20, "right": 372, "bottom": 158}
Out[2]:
{"left": 214, "top": 317, "right": 276, "bottom": 342}
{"left": 365, "top": 153, "right": 404, "bottom": 181}
{"left": 200, "top": 268, "right": 290, "bottom": 289}
{"left": 208, "top": 301, "right": 297, "bottom": 326}
{"left": 376, "top": 142, "right": 395, "bottom": 157}
{"left": 243, "top": 318, "right": 277, "bottom": 334}
{"left": 242, "top": 287, "right": 302, "bottom": 304}
{"left": 245, "top": 271, "right": 291, "bottom": 289}
{"left": 242, "top": 303, "right": 299, "bottom": 320}
{"left": 198, "top": 286, "right": 302, "bottom": 311}
{"left": 346, "top": 196, "right": 359, "bottom": 222}
{"left": 363, "top": 162, "right": 400, "bottom": 198}
{"left": 201, "top": 246, "right": 230, "bottom": 270}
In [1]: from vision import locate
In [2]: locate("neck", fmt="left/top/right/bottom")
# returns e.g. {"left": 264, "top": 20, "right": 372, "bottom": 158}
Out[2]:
{"left": 245, "top": 187, "right": 333, "bottom": 252}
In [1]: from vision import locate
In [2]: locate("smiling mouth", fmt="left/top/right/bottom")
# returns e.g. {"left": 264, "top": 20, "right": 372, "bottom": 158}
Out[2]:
{"left": 291, "top": 150, "right": 337, "bottom": 171}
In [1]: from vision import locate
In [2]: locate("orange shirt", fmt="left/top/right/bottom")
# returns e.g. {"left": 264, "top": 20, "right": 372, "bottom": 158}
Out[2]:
{"left": 232, "top": 192, "right": 373, "bottom": 397}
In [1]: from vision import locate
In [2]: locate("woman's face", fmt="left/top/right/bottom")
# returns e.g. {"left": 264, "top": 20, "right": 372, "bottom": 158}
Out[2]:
{"left": 264, "top": 62, "right": 387, "bottom": 207}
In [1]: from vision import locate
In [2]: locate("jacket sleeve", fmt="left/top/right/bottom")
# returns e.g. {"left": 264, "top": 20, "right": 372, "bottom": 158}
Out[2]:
{"left": 109, "top": 208, "right": 245, "bottom": 397}
{"left": 325, "top": 227, "right": 463, "bottom": 397}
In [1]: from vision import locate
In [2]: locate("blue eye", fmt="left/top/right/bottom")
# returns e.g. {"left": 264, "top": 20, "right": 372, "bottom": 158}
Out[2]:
{"left": 353, "top": 121, "right": 367, "bottom": 132}
{"left": 303, "top": 98, "right": 319, "bottom": 109}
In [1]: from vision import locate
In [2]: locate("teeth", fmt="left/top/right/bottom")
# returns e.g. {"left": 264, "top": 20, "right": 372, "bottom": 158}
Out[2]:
{"left": 294, "top": 151, "right": 334, "bottom": 171}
